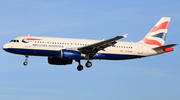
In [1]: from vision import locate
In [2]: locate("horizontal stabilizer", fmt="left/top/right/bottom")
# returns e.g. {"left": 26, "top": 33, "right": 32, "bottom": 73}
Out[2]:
{"left": 153, "top": 44, "right": 178, "bottom": 50}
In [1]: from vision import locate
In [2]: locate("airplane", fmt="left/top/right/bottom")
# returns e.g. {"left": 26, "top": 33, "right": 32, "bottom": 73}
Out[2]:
{"left": 3, "top": 17, "right": 177, "bottom": 71}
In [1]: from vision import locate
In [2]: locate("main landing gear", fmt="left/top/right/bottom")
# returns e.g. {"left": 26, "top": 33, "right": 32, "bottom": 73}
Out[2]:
{"left": 76, "top": 60, "right": 92, "bottom": 71}
{"left": 86, "top": 61, "right": 92, "bottom": 68}
{"left": 23, "top": 55, "right": 29, "bottom": 66}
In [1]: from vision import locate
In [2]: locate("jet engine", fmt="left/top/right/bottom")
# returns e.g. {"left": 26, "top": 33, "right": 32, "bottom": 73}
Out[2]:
{"left": 59, "top": 49, "right": 85, "bottom": 59}
{"left": 48, "top": 56, "right": 72, "bottom": 65}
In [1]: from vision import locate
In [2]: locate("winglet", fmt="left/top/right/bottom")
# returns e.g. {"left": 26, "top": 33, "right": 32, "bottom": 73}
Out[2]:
{"left": 123, "top": 34, "right": 128, "bottom": 39}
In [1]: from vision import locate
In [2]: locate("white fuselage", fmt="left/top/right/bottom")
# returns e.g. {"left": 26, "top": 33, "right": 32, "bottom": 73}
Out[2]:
{"left": 3, "top": 36, "right": 158, "bottom": 60}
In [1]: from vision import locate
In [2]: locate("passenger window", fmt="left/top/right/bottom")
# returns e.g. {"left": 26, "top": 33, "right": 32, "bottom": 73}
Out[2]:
{"left": 17, "top": 40, "right": 19, "bottom": 42}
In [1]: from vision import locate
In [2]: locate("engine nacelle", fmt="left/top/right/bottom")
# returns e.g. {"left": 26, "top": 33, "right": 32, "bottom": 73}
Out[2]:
{"left": 60, "top": 49, "right": 85, "bottom": 59}
{"left": 48, "top": 56, "right": 72, "bottom": 65}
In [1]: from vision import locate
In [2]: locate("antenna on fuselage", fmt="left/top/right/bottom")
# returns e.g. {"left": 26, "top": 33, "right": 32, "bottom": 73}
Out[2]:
{"left": 28, "top": 34, "right": 30, "bottom": 36}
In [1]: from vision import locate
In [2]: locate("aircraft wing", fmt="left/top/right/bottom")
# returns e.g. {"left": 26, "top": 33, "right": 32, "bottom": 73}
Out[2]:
{"left": 78, "top": 34, "right": 128, "bottom": 56}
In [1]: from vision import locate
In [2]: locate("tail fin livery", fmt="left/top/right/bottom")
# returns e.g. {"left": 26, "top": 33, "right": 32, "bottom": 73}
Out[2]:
{"left": 141, "top": 17, "right": 171, "bottom": 46}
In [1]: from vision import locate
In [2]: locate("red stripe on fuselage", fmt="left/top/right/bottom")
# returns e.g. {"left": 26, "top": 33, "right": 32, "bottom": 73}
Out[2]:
{"left": 22, "top": 38, "right": 42, "bottom": 41}
{"left": 150, "top": 21, "right": 169, "bottom": 33}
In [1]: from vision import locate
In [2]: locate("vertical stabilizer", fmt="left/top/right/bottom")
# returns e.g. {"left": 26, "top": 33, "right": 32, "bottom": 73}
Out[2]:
{"left": 141, "top": 17, "right": 171, "bottom": 46}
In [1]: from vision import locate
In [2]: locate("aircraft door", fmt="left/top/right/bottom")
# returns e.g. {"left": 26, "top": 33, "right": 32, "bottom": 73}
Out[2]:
{"left": 138, "top": 44, "right": 143, "bottom": 54}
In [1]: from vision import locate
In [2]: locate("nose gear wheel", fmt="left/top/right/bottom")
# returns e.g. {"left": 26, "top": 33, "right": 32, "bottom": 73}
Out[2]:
{"left": 23, "top": 55, "right": 29, "bottom": 66}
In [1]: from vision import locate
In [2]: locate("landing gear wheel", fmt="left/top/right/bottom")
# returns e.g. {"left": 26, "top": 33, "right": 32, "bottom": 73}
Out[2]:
{"left": 23, "top": 55, "right": 29, "bottom": 66}
{"left": 23, "top": 61, "right": 28, "bottom": 66}
{"left": 86, "top": 61, "right": 92, "bottom": 68}
{"left": 77, "top": 65, "right": 83, "bottom": 71}
{"left": 75, "top": 59, "right": 84, "bottom": 71}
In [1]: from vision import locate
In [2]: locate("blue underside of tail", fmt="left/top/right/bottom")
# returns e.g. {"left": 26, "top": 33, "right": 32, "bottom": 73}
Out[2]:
{"left": 3, "top": 48, "right": 144, "bottom": 60}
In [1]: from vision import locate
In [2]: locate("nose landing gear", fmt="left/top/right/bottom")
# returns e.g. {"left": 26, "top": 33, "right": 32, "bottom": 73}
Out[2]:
{"left": 23, "top": 55, "right": 29, "bottom": 66}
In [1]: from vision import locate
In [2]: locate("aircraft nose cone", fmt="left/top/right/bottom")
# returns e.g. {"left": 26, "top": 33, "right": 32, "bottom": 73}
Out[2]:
{"left": 3, "top": 44, "right": 8, "bottom": 50}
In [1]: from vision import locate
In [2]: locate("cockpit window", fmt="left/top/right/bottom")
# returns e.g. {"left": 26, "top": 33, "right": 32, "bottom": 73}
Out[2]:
{"left": 10, "top": 40, "right": 19, "bottom": 43}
